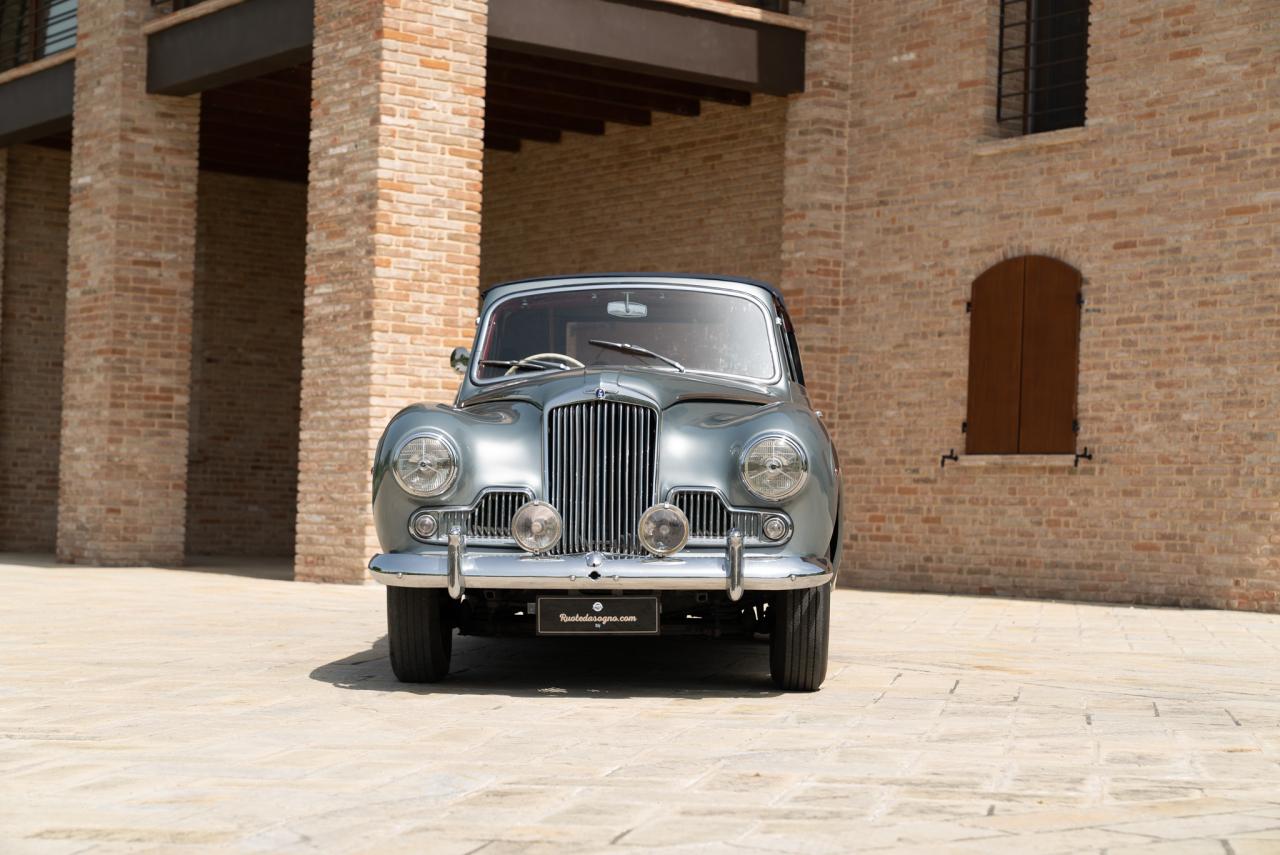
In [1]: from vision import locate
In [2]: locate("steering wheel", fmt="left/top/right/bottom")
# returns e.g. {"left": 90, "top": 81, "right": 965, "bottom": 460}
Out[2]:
{"left": 504, "top": 352, "right": 585, "bottom": 376}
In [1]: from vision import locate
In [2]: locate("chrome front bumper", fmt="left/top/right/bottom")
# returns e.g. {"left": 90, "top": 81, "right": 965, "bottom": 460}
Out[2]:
{"left": 369, "top": 537, "right": 832, "bottom": 601}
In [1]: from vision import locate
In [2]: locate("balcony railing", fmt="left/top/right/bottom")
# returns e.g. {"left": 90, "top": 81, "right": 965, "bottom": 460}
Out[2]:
{"left": 0, "top": 0, "right": 76, "bottom": 75}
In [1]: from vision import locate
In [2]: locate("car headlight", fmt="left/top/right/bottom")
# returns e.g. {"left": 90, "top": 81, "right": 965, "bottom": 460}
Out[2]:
{"left": 638, "top": 503, "right": 689, "bottom": 557}
{"left": 392, "top": 431, "right": 459, "bottom": 497}
{"left": 511, "top": 501, "right": 562, "bottom": 554}
{"left": 740, "top": 435, "right": 808, "bottom": 501}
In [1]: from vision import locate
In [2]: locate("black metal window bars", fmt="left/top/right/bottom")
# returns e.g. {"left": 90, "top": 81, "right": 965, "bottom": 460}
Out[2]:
{"left": 0, "top": 0, "right": 76, "bottom": 74}
{"left": 997, "top": 0, "right": 1090, "bottom": 136}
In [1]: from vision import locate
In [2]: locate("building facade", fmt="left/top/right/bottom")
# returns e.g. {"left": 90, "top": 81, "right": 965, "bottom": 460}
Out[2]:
{"left": 0, "top": 0, "right": 1275, "bottom": 611}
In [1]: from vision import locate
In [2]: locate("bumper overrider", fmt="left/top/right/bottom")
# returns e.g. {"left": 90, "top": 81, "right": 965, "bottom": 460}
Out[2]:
{"left": 369, "top": 531, "right": 832, "bottom": 602}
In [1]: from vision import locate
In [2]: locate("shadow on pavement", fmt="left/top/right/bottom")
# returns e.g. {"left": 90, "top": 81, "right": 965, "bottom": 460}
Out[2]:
{"left": 311, "top": 632, "right": 784, "bottom": 699}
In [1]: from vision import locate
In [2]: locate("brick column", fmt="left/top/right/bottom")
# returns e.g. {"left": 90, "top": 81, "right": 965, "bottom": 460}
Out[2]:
{"left": 57, "top": 0, "right": 201, "bottom": 565}
{"left": 779, "top": 4, "right": 853, "bottom": 434}
{"left": 297, "top": 0, "right": 487, "bottom": 582}
{"left": 0, "top": 150, "right": 6, "bottom": 360}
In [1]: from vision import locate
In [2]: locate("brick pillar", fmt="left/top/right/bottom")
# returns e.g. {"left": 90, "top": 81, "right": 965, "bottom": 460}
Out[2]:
{"left": 779, "top": 4, "right": 853, "bottom": 434}
{"left": 57, "top": 0, "right": 201, "bottom": 565}
{"left": 0, "top": 150, "right": 6, "bottom": 360}
{"left": 297, "top": 0, "right": 487, "bottom": 582}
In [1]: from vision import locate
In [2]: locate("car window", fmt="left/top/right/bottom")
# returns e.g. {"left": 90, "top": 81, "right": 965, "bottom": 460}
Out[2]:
{"left": 476, "top": 288, "right": 778, "bottom": 382}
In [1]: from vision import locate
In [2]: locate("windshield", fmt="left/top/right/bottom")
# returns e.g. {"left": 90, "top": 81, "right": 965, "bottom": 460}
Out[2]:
{"left": 475, "top": 287, "right": 778, "bottom": 382}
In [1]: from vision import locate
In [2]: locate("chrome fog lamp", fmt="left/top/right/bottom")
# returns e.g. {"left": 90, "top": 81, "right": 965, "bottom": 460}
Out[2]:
{"left": 740, "top": 434, "right": 808, "bottom": 501}
{"left": 409, "top": 511, "right": 439, "bottom": 541}
{"left": 762, "top": 515, "right": 789, "bottom": 542}
{"left": 638, "top": 503, "right": 690, "bottom": 557}
{"left": 511, "top": 501, "right": 562, "bottom": 554}
{"left": 393, "top": 431, "right": 459, "bottom": 498}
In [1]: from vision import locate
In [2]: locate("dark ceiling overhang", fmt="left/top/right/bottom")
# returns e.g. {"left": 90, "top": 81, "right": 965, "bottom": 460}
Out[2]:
{"left": 147, "top": 0, "right": 313, "bottom": 96}
{"left": 146, "top": 0, "right": 803, "bottom": 98}
{"left": 489, "top": 0, "right": 804, "bottom": 97}
{"left": 0, "top": 60, "right": 74, "bottom": 148}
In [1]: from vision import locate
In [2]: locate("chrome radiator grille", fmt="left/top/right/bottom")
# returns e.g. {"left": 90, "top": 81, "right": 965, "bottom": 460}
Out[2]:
{"left": 440, "top": 489, "right": 530, "bottom": 545}
{"left": 547, "top": 400, "right": 657, "bottom": 556}
{"left": 672, "top": 489, "right": 764, "bottom": 545}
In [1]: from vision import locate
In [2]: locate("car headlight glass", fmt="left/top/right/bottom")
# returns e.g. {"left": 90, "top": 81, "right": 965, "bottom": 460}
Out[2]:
{"left": 393, "top": 432, "right": 458, "bottom": 497}
{"left": 511, "top": 501, "right": 562, "bottom": 554}
{"left": 638, "top": 503, "right": 690, "bottom": 557}
{"left": 740, "top": 435, "right": 808, "bottom": 501}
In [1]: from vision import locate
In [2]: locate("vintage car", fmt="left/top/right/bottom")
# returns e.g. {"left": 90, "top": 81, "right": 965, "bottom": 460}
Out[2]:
{"left": 369, "top": 274, "right": 841, "bottom": 690}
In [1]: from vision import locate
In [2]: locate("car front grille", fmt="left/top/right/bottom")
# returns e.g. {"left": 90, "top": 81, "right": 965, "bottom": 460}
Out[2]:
{"left": 546, "top": 399, "right": 657, "bottom": 556}
{"left": 671, "top": 489, "right": 765, "bottom": 545}
{"left": 440, "top": 489, "right": 530, "bottom": 545}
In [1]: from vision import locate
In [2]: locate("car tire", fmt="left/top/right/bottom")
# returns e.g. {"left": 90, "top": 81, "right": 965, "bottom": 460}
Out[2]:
{"left": 387, "top": 587, "right": 453, "bottom": 683}
{"left": 769, "top": 582, "right": 831, "bottom": 692}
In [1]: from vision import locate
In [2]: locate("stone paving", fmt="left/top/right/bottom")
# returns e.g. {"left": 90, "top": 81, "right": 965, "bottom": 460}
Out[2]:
{"left": 2, "top": 555, "right": 1280, "bottom": 854}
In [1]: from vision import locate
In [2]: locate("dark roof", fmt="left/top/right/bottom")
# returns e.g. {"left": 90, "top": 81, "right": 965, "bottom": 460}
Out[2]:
{"left": 480, "top": 273, "right": 789, "bottom": 307}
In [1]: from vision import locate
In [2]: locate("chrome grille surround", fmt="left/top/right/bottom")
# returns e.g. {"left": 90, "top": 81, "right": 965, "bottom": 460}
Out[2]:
{"left": 546, "top": 399, "right": 658, "bottom": 556}
{"left": 412, "top": 488, "right": 533, "bottom": 547}
{"left": 669, "top": 488, "right": 789, "bottom": 547}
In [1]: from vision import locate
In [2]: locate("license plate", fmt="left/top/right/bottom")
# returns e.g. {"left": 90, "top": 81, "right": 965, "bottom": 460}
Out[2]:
{"left": 536, "top": 596, "right": 660, "bottom": 635}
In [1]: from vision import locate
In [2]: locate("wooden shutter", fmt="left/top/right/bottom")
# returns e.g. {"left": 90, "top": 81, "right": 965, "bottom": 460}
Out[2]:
{"left": 1018, "top": 256, "right": 1081, "bottom": 453}
{"left": 965, "top": 258, "right": 1026, "bottom": 454}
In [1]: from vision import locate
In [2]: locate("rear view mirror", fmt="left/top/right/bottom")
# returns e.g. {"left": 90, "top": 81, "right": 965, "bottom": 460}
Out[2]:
{"left": 450, "top": 347, "right": 470, "bottom": 374}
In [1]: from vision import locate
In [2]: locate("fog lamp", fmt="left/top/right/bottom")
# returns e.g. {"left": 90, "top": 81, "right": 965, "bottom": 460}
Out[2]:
{"left": 511, "top": 501, "right": 562, "bottom": 554}
{"left": 762, "top": 515, "right": 788, "bottom": 542}
{"left": 638, "top": 503, "right": 689, "bottom": 557}
{"left": 409, "top": 511, "right": 438, "bottom": 541}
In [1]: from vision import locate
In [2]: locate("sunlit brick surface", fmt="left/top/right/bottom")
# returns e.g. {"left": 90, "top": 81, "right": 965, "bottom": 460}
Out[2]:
{"left": 297, "top": 0, "right": 487, "bottom": 583}
{"left": 838, "top": 0, "right": 1280, "bottom": 611}
{"left": 3, "top": 559, "right": 1280, "bottom": 852}
{"left": 57, "top": 0, "right": 201, "bottom": 566}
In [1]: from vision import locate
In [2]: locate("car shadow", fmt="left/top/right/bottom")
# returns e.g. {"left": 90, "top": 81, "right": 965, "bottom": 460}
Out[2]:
{"left": 310, "top": 632, "right": 784, "bottom": 699}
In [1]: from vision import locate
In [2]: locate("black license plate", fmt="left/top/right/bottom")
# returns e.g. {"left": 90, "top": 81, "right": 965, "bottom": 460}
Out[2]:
{"left": 536, "top": 596, "right": 660, "bottom": 635}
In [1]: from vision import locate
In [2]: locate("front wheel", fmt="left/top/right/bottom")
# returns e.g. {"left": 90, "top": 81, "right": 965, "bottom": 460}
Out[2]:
{"left": 769, "top": 583, "right": 831, "bottom": 691}
{"left": 387, "top": 587, "right": 453, "bottom": 683}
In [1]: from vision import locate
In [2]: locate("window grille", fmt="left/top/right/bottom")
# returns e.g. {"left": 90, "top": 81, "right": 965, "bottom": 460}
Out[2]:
{"left": 0, "top": 0, "right": 76, "bottom": 74}
{"left": 997, "top": 0, "right": 1090, "bottom": 136}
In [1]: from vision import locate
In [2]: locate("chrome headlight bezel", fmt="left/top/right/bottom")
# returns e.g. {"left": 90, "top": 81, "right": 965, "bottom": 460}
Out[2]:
{"left": 739, "top": 434, "right": 809, "bottom": 502}
{"left": 391, "top": 430, "right": 460, "bottom": 498}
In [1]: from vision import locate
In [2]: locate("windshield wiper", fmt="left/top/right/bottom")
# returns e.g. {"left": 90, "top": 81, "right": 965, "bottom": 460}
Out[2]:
{"left": 588, "top": 340, "right": 686, "bottom": 373}
{"left": 479, "top": 358, "right": 569, "bottom": 373}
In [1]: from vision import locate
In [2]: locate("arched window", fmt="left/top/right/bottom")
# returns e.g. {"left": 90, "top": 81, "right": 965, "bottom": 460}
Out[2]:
{"left": 966, "top": 255, "right": 1081, "bottom": 455}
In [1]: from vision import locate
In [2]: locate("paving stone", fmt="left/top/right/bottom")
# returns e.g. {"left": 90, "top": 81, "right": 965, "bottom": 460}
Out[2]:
{"left": 3, "top": 560, "right": 1280, "bottom": 852}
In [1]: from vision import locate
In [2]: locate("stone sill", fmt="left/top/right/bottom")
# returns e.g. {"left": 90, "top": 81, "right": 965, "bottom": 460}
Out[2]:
{"left": 952, "top": 454, "right": 1083, "bottom": 468}
{"left": 0, "top": 49, "right": 75, "bottom": 88}
{"left": 143, "top": 0, "right": 252, "bottom": 36}
{"left": 649, "top": 0, "right": 813, "bottom": 31}
{"left": 974, "top": 124, "right": 1098, "bottom": 158}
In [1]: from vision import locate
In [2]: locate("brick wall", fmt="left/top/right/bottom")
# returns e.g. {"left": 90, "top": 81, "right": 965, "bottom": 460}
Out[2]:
{"left": 186, "top": 171, "right": 306, "bottom": 558}
{"left": 299, "top": 0, "right": 487, "bottom": 582}
{"left": 481, "top": 97, "right": 787, "bottom": 287}
{"left": 0, "top": 145, "right": 69, "bottom": 552}
{"left": 58, "top": 0, "right": 201, "bottom": 565}
{"left": 839, "top": 0, "right": 1280, "bottom": 611}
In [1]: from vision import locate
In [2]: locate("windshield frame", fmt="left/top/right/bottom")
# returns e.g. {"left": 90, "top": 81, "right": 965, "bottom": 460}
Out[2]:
{"left": 468, "top": 282, "right": 785, "bottom": 388}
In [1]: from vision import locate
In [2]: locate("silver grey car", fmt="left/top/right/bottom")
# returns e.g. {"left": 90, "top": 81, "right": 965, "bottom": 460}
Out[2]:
{"left": 369, "top": 274, "right": 841, "bottom": 690}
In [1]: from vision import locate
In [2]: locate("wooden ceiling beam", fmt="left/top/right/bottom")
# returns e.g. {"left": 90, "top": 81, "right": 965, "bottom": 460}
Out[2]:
{"left": 487, "top": 105, "right": 605, "bottom": 136}
{"left": 487, "top": 84, "right": 651, "bottom": 127}
{"left": 490, "top": 48, "right": 752, "bottom": 106}
{"left": 484, "top": 134, "right": 523, "bottom": 153}
{"left": 487, "top": 64, "right": 700, "bottom": 117}
{"left": 486, "top": 120, "right": 562, "bottom": 144}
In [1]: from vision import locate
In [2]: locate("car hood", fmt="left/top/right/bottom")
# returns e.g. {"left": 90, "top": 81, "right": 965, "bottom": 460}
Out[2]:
{"left": 458, "top": 367, "right": 783, "bottom": 410}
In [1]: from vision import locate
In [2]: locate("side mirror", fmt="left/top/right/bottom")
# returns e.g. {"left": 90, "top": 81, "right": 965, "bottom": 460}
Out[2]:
{"left": 449, "top": 346, "right": 471, "bottom": 375}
